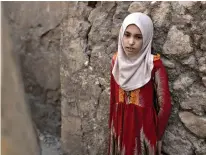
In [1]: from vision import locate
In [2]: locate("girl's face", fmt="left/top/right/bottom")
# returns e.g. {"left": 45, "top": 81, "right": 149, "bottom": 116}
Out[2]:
{"left": 122, "top": 24, "right": 143, "bottom": 58}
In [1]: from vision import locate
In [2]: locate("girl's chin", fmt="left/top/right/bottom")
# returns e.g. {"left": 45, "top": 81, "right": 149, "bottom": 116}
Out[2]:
{"left": 125, "top": 52, "right": 137, "bottom": 57}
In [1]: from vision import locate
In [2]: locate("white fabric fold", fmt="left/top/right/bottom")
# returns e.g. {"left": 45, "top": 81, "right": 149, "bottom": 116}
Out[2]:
{"left": 112, "top": 12, "right": 154, "bottom": 91}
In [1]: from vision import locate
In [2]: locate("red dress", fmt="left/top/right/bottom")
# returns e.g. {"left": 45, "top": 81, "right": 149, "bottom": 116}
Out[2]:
{"left": 108, "top": 53, "right": 172, "bottom": 155}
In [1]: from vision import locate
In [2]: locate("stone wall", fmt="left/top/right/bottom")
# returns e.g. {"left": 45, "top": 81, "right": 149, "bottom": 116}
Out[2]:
{"left": 1, "top": 11, "right": 40, "bottom": 155}
{"left": 61, "top": 2, "right": 206, "bottom": 155}
{"left": 3, "top": 2, "right": 66, "bottom": 136}
{"left": 3, "top": 1, "right": 206, "bottom": 155}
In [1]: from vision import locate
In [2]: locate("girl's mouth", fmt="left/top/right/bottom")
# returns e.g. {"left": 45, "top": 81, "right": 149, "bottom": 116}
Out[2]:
{"left": 126, "top": 47, "right": 135, "bottom": 51}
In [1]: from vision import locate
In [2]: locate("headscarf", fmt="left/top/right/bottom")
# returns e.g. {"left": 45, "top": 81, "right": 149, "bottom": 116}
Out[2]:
{"left": 112, "top": 12, "right": 154, "bottom": 91}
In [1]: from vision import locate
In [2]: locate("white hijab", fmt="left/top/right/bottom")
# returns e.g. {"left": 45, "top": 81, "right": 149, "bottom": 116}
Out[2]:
{"left": 112, "top": 12, "right": 154, "bottom": 91}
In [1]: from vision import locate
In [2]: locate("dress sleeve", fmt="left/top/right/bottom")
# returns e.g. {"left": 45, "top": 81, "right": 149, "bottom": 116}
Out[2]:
{"left": 109, "top": 53, "right": 117, "bottom": 128}
{"left": 154, "top": 59, "right": 172, "bottom": 140}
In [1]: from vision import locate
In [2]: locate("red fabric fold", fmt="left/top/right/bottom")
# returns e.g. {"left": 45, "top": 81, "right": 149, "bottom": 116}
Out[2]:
{"left": 108, "top": 54, "right": 172, "bottom": 155}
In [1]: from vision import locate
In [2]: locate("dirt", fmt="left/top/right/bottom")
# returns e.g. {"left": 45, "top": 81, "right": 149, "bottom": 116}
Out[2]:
{"left": 38, "top": 131, "right": 63, "bottom": 155}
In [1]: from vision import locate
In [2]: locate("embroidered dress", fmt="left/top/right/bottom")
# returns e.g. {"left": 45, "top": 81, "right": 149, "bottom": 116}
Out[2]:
{"left": 109, "top": 53, "right": 172, "bottom": 155}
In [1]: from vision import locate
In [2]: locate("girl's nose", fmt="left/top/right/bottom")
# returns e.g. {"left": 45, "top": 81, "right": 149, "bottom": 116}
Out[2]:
{"left": 129, "top": 37, "right": 134, "bottom": 45}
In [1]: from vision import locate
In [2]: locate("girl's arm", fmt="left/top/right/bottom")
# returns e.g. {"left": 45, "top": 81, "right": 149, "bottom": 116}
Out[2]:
{"left": 154, "top": 59, "right": 172, "bottom": 141}
{"left": 109, "top": 53, "right": 117, "bottom": 128}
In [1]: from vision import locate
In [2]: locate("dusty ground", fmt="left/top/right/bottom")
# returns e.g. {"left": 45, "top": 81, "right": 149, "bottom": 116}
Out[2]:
{"left": 38, "top": 131, "right": 63, "bottom": 155}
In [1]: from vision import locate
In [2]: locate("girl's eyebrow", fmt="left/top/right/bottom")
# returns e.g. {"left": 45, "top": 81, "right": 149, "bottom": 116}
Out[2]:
{"left": 124, "top": 31, "right": 131, "bottom": 34}
{"left": 135, "top": 34, "right": 142, "bottom": 36}
{"left": 125, "top": 31, "right": 142, "bottom": 35}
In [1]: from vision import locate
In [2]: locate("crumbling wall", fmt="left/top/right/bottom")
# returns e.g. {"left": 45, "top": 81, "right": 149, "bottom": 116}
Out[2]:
{"left": 1, "top": 10, "right": 40, "bottom": 155}
{"left": 3, "top": 1, "right": 206, "bottom": 155}
{"left": 61, "top": 2, "right": 206, "bottom": 155}
{"left": 3, "top": 1, "right": 65, "bottom": 136}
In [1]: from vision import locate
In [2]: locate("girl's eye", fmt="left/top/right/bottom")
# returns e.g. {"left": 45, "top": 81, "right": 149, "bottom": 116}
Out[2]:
{"left": 124, "top": 33, "right": 130, "bottom": 37}
{"left": 135, "top": 35, "right": 142, "bottom": 39}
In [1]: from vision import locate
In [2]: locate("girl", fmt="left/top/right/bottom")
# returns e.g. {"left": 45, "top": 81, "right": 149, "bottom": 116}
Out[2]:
{"left": 109, "top": 12, "right": 172, "bottom": 155}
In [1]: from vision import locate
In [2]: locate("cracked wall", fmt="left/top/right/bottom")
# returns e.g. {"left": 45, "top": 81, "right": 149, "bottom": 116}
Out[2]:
{"left": 3, "top": 1, "right": 206, "bottom": 155}
{"left": 61, "top": 2, "right": 206, "bottom": 155}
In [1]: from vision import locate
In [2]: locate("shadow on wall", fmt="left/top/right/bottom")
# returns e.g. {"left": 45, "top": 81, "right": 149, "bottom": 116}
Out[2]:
{"left": 2, "top": 1, "right": 62, "bottom": 137}
{"left": 1, "top": 9, "right": 41, "bottom": 155}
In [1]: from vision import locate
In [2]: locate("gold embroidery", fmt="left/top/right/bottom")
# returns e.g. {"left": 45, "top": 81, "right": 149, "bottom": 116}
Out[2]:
{"left": 119, "top": 88, "right": 125, "bottom": 103}
{"left": 153, "top": 54, "right": 160, "bottom": 61}
{"left": 113, "top": 52, "right": 117, "bottom": 61}
{"left": 130, "top": 89, "right": 140, "bottom": 105}
{"left": 119, "top": 88, "right": 140, "bottom": 105}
